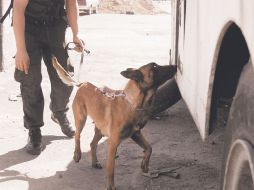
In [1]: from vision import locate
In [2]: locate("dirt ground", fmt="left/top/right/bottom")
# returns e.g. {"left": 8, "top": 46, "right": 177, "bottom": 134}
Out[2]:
{"left": 98, "top": 0, "right": 163, "bottom": 14}
{"left": 0, "top": 13, "right": 225, "bottom": 190}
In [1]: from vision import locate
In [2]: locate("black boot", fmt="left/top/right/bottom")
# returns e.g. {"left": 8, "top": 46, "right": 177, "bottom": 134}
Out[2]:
{"left": 51, "top": 112, "right": 75, "bottom": 138}
{"left": 26, "top": 128, "right": 42, "bottom": 155}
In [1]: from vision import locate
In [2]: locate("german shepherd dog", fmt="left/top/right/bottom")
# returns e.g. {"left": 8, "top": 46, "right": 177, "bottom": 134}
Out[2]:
{"left": 51, "top": 56, "right": 176, "bottom": 190}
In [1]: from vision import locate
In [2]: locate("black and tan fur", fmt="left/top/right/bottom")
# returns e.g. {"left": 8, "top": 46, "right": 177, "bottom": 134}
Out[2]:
{"left": 52, "top": 56, "right": 176, "bottom": 190}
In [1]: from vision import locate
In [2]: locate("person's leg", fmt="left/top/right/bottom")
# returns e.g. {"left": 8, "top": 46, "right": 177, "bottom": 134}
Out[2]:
{"left": 42, "top": 48, "right": 73, "bottom": 113}
{"left": 14, "top": 32, "right": 44, "bottom": 155}
{"left": 42, "top": 22, "right": 74, "bottom": 137}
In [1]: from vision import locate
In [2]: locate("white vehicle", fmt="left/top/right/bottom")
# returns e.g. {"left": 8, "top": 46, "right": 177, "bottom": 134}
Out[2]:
{"left": 77, "top": 0, "right": 99, "bottom": 15}
{"left": 171, "top": 0, "right": 254, "bottom": 189}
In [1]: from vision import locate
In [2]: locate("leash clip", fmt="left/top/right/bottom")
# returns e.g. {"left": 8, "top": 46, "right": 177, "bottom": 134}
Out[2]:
{"left": 65, "top": 41, "right": 90, "bottom": 81}
{"left": 66, "top": 42, "right": 90, "bottom": 56}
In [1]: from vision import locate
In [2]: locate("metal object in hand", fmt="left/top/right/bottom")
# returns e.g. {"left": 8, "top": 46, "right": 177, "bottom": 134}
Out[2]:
{"left": 65, "top": 41, "right": 90, "bottom": 81}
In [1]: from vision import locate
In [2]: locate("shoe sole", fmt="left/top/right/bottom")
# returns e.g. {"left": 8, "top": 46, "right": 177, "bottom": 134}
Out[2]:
{"left": 25, "top": 145, "right": 42, "bottom": 155}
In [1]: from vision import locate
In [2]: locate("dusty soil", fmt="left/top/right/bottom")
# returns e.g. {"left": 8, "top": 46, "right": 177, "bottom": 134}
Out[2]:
{"left": 98, "top": 0, "right": 164, "bottom": 14}
{"left": 0, "top": 13, "right": 224, "bottom": 190}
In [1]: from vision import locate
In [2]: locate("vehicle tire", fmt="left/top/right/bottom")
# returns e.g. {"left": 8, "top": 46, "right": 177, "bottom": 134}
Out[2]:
{"left": 221, "top": 60, "right": 254, "bottom": 190}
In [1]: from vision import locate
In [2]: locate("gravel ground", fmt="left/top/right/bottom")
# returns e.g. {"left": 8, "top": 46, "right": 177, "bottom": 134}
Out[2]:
{"left": 0, "top": 13, "right": 224, "bottom": 190}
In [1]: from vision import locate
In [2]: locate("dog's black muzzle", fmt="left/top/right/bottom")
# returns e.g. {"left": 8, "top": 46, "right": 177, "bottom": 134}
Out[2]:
{"left": 153, "top": 65, "right": 177, "bottom": 87}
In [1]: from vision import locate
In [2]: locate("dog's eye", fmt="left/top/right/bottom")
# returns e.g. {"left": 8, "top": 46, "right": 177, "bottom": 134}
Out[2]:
{"left": 153, "top": 63, "right": 158, "bottom": 68}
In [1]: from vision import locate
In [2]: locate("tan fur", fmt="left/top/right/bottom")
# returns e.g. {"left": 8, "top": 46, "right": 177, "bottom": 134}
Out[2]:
{"left": 52, "top": 56, "right": 81, "bottom": 86}
{"left": 51, "top": 56, "right": 176, "bottom": 190}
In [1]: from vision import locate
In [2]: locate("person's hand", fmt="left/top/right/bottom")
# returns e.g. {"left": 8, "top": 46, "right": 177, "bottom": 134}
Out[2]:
{"left": 15, "top": 49, "right": 30, "bottom": 74}
{"left": 73, "top": 35, "right": 85, "bottom": 52}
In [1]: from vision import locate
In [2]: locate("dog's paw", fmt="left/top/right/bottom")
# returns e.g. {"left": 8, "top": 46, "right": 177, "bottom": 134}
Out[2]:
{"left": 92, "top": 161, "right": 103, "bottom": 169}
{"left": 73, "top": 151, "right": 81, "bottom": 162}
{"left": 107, "top": 185, "right": 117, "bottom": 190}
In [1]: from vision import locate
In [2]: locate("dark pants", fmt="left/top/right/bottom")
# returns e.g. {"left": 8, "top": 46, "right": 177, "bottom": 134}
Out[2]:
{"left": 14, "top": 20, "right": 73, "bottom": 129}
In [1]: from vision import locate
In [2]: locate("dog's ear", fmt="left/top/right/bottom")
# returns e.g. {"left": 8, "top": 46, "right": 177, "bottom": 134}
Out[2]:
{"left": 120, "top": 69, "right": 143, "bottom": 82}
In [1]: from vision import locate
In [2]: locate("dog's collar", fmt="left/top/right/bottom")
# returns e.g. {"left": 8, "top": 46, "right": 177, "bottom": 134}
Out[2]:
{"left": 135, "top": 108, "right": 149, "bottom": 112}
{"left": 124, "top": 86, "right": 154, "bottom": 113}
{"left": 135, "top": 107, "right": 146, "bottom": 111}
{"left": 135, "top": 87, "right": 155, "bottom": 113}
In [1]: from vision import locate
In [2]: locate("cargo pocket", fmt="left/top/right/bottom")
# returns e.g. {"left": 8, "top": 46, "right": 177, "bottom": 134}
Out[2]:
{"left": 14, "top": 69, "right": 25, "bottom": 83}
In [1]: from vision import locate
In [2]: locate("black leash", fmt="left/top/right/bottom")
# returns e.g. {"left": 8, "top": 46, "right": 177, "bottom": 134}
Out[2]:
{"left": 65, "top": 42, "right": 90, "bottom": 80}
{"left": 0, "top": 0, "right": 14, "bottom": 24}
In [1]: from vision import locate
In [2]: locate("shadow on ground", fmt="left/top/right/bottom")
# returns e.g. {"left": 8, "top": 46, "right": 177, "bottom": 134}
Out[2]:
{"left": 0, "top": 101, "right": 224, "bottom": 190}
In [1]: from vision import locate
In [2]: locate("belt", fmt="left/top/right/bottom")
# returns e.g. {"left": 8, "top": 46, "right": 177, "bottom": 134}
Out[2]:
{"left": 26, "top": 16, "right": 64, "bottom": 26}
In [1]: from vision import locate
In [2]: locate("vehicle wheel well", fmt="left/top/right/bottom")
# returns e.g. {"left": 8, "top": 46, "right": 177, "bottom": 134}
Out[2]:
{"left": 209, "top": 23, "right": 250, "bottom": 133}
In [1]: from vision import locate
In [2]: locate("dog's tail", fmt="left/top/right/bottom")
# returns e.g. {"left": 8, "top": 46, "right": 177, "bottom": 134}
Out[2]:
{"left": 51, "top": 56, "right": 81, "bottom": 87}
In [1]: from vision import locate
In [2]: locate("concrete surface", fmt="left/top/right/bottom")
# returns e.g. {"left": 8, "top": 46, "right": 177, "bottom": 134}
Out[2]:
{"left": 0, "top": 13, "right": 224, "bottom": 190}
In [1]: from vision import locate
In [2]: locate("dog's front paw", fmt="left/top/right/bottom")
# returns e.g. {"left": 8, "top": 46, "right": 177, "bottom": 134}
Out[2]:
{"left": 92, "top": 161, "right": 102, "bottom": 169}
{"left": 73, "top": 150, "right": 82, "bottom": 162}
{"left": 107, "top": 185, "right": 117, "bottom": 190}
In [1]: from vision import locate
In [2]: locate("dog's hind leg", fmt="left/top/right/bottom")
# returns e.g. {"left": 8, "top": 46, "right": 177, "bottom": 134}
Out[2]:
{"left": 90, "top": 127, "right": 103, "bottom": 169}
{"left": 73, "top": 100, "right": 87, "bottom": 163}
{"left": 131, "top": 131, "right": 152, "bottom": 173}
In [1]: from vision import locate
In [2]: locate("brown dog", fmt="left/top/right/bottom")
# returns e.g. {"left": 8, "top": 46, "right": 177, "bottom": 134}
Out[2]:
{"left": 52, "top": 56, "right": 176, "bottom": 190}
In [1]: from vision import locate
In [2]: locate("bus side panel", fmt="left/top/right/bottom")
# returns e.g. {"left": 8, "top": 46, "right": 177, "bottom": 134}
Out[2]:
{"left": 174, "top": 0, "right": 254, "bottom": 140}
